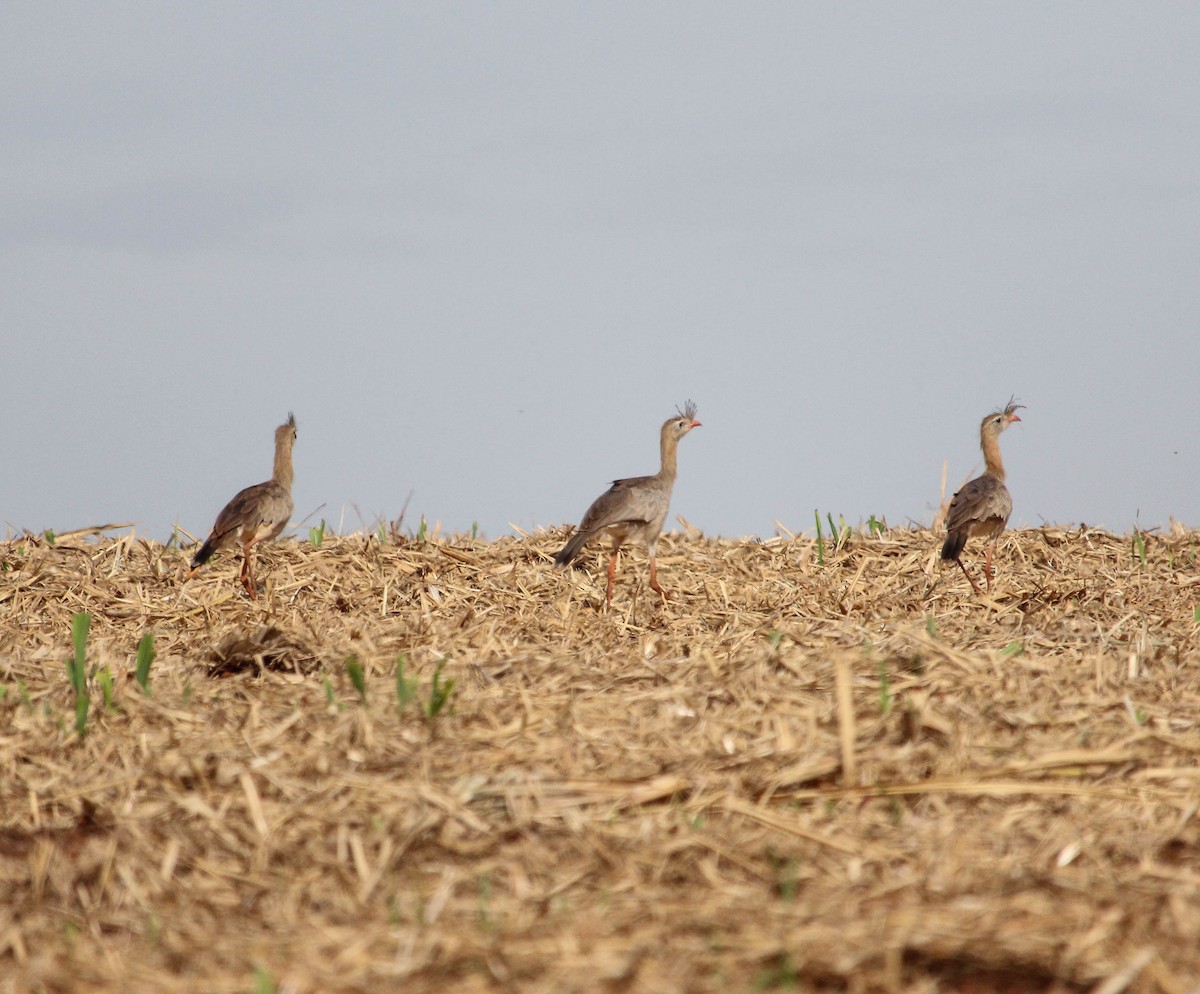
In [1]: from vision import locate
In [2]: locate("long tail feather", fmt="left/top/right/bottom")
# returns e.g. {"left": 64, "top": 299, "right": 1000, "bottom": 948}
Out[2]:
{"left": 941, "top": 530, "right": 967, "bottom": 562}
{"left": 190, "top": 537, "right": 217, "bottom": 569}
{"left": 554, "top": 530, "right": 590, "bottom": 567}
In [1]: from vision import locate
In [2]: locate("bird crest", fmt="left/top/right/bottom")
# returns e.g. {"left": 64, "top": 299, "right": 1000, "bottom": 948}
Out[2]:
{"left": 997, "top": 397, "right": 1024, "bottom": 420}
{"left": 677, "top": 399, "right": 699, "bottom": 422}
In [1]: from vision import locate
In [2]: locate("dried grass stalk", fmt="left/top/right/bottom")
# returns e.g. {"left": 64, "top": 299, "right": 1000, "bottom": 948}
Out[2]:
{"left": 1, "top": 523, "right": 1199, "bottom": 992}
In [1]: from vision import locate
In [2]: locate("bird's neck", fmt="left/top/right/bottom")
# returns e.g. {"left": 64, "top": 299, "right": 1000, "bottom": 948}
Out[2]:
{"left": 980, "top": 428, "right": 1006, "bottom": 482}
{"left": 658, "top": 428, "right": 679, "bottom": 483}
{"left": 273, "top": 440, "right": 295, "bottom": 491}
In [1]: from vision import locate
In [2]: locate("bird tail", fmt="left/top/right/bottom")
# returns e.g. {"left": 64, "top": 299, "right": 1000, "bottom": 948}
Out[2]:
{"left": 941, "top": 529, "right": 967, "bottom": 562}
{"left": 190, "top": 537, "right": 217, "bottom": 570}
{"left": 554, "top": 530, "right": 589, "bottom": 567}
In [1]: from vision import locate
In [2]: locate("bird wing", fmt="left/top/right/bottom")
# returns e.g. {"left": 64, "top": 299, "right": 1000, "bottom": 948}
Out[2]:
{"left": 945, "top": 475, "right": 1012, "bottom": 534}
{"left": 577, "top": 474, "right": 668, "bottom": 536}
{"left": 210, "top": 480, "right": 294, "bottom": 544}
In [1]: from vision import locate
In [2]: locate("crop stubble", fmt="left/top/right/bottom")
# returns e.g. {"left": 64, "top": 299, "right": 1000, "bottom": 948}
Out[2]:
{"left": 1, "top": 524, "right": 1199, "bottom": 993}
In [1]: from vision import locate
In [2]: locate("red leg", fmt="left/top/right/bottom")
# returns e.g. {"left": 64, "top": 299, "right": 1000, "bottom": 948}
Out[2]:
{"left": 648, "top": 556, "right": 669, "bottom": 602}
{"left": 956, "top": 557, "right": 983, "bottom": 595}
{"left": 242, "top": 542, "right": 258, "bottom": 600}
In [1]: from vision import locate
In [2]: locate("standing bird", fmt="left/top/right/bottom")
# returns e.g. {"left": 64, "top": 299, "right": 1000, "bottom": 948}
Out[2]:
{"left": 941, "top": 400, "right": 1023, "bottom": 594}
{"left": 555, "top": 401, "right": 701, "bottom": 608}
{"left": 189, "top": 413, "right": 297, "bottom": 600}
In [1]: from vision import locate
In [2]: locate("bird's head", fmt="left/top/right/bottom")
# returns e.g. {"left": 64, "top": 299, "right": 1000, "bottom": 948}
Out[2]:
{"left": 278, "top": 412, "right": 298, "bottom": 445}
{"left": 982, "top": 398, "right": 1023, "bottom": 435}
{"left": 670, "top": 399, "right": 701, "bottom": 435}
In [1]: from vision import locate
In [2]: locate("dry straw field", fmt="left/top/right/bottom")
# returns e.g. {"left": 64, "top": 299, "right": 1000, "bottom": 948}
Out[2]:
{"left": 3, "top": 520, "right": 1200, "bottom": 993}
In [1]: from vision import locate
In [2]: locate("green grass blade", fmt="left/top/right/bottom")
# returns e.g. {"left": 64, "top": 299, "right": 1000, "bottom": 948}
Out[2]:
{"left": 347, "top": 656, "right": 367, "bottom": 702}
{"left": 423, "top": 659, "right": 456, "bottom": 719}
{"left": 309, "top": 519, "right": 326, "bottom": 548}
{"left": 135, "top": 633, "right": 156, "bottom": 694}
{"left": 67, "top": 613, "right": 92, "bottom": 735}
{"left": 97, "top": 667, "right": 116, "bottom": 711}
{"left": 396, "top": 654, "right": 418, "bottom": 715}
{"left": 253, "top": 967, "right": 277, "bottom": 994}
{"left": 70, "top": 613, "right": 91, "bottom": 689}
{"left": 1131, "top": 530, "right": 1146, "bottom": 565}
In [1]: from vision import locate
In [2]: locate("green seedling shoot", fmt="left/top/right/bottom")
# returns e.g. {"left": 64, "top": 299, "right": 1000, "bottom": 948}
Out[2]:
{"left": 347, "top": 656, "right": 367, "bottom": 702}
{"left": 67, "top": 612, "right": 91, "bottom": 734}
{"left": 135, "top": 633, "right": 156, "bottom": 694}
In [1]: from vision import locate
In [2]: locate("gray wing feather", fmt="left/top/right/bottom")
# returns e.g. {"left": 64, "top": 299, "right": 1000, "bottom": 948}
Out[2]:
{"left": 210, "top": 480, "right": 294, "bottom": 544}
{"left": 577, "top": 476, "right": 668, "bottom": 537}
{"left": 945, "top": 476, "right": 1012, "bottom": 534}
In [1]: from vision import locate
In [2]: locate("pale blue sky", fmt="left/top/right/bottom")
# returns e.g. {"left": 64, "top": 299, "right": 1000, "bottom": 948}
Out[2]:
{"left": 3, "top": 4, "right": 1198, "bottom": 541}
